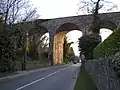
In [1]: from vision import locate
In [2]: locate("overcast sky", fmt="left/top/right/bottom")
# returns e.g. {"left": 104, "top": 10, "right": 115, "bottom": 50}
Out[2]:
{"left": 31, "top": 0, "right": 120, "bottom": 19}
{"left": 31, "top": 0, "right": 118, "bottom": 56}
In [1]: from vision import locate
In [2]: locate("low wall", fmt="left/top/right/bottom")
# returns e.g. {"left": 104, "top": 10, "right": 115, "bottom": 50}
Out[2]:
{"left": 15, "top": 61, "right": 50, "bottom": 71}
{"left": 85, "top": 58, "right": 120, "bottom": 90}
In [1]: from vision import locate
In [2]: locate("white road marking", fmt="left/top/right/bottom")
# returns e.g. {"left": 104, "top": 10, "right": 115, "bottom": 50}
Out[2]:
{"left": 0, "top": 67, "right": 50, "bottom": 81}
{"left": 0, "top": 64, "right": 70, "bottom": 81}
{"left": 16, "top": 66, "right": 71, "bottom": 90}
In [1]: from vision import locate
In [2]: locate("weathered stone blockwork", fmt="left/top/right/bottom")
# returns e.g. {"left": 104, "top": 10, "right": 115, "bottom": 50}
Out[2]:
{"left": 12, "top": 12, "right": 120, "bottom": 64}
{"left": 41, "top": 12, "right": 120, "bottom": 64}
{"left": 42, "top": 12, "right": 120, "bottom": 35}
{"left": 85, "top": 58, "right": 120, "bottom": 90}
{"left": 53, "top": 32, "right": 67, "bottom": 64}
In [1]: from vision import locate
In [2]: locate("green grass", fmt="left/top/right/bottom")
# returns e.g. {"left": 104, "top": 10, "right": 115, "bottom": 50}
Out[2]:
{"left": 74, "top": 69, "right": 97, "bottom": 90}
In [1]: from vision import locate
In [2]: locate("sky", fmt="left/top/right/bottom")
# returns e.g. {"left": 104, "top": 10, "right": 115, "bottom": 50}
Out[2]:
{"left": 30, "top": 0, "right": 78, "bottom": 19}
{"left": 66, "top": 29, "right": 113, "bottom": 56}
{"left": 66, "top": 30, "right": 82, "bottom": 56}
{"left": 30, "top": 0, "right": 120, "bottom": 19}
{"left": 30, "top": 0, "right": 119, "bottom": 56}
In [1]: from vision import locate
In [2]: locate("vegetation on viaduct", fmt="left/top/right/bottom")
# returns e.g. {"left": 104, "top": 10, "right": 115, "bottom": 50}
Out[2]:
{"left": 93, "top": 27, "right": 120, "bottom": 59}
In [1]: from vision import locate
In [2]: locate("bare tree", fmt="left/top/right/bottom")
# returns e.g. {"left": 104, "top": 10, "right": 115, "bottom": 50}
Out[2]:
{"left": 0, "top": 0, "right": 40, "bottom": 24}
{"left": 78, "top": 0, "right": 118, "bottom": 69}
{"left": 77, "top": 0, "right": 118, "bottom": 15}
{"left": 77, "top": 0, "right": 118, "bottom": 34}
{"left": 0, "top": 0, "right": 40, "bottom": 70}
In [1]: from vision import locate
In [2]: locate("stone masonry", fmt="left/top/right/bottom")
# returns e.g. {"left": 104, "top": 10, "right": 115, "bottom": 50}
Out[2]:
{"left": 13, "top": 12, "right": 120, "bottom": 64}
{"left": 85, "top": 58, "right": 120, "bottom": 90}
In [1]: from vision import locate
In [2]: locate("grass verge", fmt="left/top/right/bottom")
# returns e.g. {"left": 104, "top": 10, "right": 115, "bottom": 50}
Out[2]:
{"left": 74, "top": 69, "right": 97, "bottom": 90}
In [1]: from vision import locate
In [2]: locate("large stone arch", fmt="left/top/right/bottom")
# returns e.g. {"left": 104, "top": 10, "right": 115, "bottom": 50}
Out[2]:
{"left": 28, "top": 25, "right": 49, "bottom": 46}
{"left": 88, "top": 20, "right": 117, "bottom": 34}
{"left": 11, "top": 12, "right": 120, "bottom": 65}
{"left": 27, "top": 25, "right": 49, "bottom": 60}
{"left": 29, "top": 25, "right": 48, "bottom": 36}
{"left": 100, "top": 20, "right": 117, "bottom": 30}
{"left": 56, "top": 23, "right": 80, "bottom": 33}
{"left": 53, "top": 23, "right": 81, "bottom": 64}
{"left": 98, "top": 20, "right": 116, "bottom": 42}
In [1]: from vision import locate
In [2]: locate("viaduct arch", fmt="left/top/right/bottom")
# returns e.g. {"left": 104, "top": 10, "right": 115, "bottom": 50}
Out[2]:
{"left": 12, "top": 12, "right": 120, "bottom": 65}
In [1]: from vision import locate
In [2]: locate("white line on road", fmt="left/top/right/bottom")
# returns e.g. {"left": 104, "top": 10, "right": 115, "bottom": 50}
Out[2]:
{"left": 0, "top": 67, "right": 51, "bottom": 81}
{"left": 0, "top": 64, "right": 70, "bottom": 81}
{"left": 16, "top": 66, "right": 71, "bottom": 90}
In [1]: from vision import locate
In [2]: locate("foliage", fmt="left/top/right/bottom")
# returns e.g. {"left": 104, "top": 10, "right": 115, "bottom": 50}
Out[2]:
{"left": 63, "top": 36, "right": 74, "bottom": 63}
{"left": 29, "top": 34, "right": 49, "bottom": 61}
{"left": 93, "top": 27, "right": 120, "bottom": 59}
{"left": 77, "top": 0, "right": 117, "bottom": 42}
{"left": 63, "top": 58, "right": 69, "bottom": 64}
{"left": 29, "top": 51, "right": 39, "bottom": 60}
{"left": 93, "top": 27, "right": 120, "bottom": 78}
{"left": 0, "top": 0, "right": 48, "bottom": 70}
{"left": 78, "top": 33, "right": 101, "bottom": 60}
{"left": 43, "top": 51, "right": 48, "bottom": 58}
{"left": 77, "top": 0, "right": 117, "bottom": 15}
{"left": 64, "top": 47, "right": 75, "bottom": 63}
{"left": 0, "top": 26, "right": 15, "bottom": 72}
{"left": 0, "top": 0, "right": 40, "bottom": 71}
{"left": 0, "top": 0, "right": 39, "bottom": 24}
{"left": 110, "top": 53, "right": 120, "bottom": 77}
{"left": 67, "top": 47, "right": 75, "bottom": 57}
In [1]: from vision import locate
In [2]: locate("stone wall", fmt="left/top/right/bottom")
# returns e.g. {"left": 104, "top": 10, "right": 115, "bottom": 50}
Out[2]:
{"left": 85, "top": 57, "right": 120, "bottom": 90}
{"left": 15, "top": 61, "right": 50, "bottom": 71}
{"left": 42, "top": 12, "right": 120, "bottom": 34}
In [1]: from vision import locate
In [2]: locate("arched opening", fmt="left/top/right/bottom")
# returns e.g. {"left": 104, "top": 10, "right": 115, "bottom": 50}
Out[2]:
{"left": 40, "top": 33, "right": 49, "bottom": 48}
{"left": 100, "top": 28, "right": 113, "bottom": 42}
{"left": 99, "top": 20, "right": 116, "bottom": 42}
{"left": 66, "top": 30, "right": 83, "bottom": 56}
{"left": 91, "top": 20, "right": 116, "bottom": 42}
{"left": 100, "top": 20, "right": 117, "bottom": 30}
{"left": 53, "top": 23, "right": 82, "bottom": 64}
{"left": 37, "top": 32, "right": 50, "bottom": 61}
{"left": 78, "top": 21, "right": 116, "bottom": 60}
{"left": 56, "top": 23, "right": 79, "bottom": 33}
{"left": 28, "top": 26, "right": 49, "bottom": 61}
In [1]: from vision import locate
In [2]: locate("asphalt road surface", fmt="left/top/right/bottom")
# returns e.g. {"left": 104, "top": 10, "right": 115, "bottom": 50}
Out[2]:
{"left": 0, "top": 63, "right": 81, "bottom": 90}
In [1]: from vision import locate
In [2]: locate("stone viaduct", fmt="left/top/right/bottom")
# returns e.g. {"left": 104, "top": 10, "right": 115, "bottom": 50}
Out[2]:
{"left": 12, "top": 12, "right": 120, "bottom": 65}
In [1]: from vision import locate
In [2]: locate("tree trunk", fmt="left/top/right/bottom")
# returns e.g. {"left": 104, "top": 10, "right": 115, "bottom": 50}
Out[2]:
{"left": 21, "top": 37, "right": 26, "bottom": 70}
{"left": 0, "top": 18, "right": 3, "bottom": 32}
{"left": 89, "top": 0, "right": 101, "bottom": 34}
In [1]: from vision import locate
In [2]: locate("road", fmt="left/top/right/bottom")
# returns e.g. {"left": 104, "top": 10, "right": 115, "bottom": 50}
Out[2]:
{"left": 0, "top": 63, "right": 80, "bottom": 90}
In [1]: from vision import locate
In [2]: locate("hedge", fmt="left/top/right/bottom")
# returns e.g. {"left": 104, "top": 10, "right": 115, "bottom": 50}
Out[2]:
{"left": 93, "top": 27, "right": 120, "bottom": 59}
